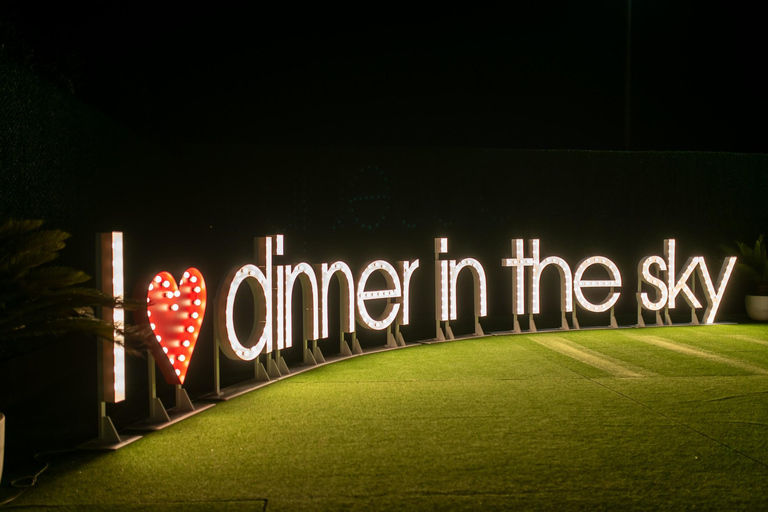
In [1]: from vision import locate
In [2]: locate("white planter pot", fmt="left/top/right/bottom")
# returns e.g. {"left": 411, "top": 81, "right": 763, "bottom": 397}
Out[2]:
{"left": 745, "top": 295, "right": 768, "bottom": 321}
{"left": 0, "top": 412, "right": 4, "bottom": 485}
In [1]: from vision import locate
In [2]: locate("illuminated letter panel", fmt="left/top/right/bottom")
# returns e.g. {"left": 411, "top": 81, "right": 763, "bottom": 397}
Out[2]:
{"left": 573, "top": 256, "right": 622, "bottom": 313}
{"left": 357, "top": 260, "right": 402, "bottom": 330}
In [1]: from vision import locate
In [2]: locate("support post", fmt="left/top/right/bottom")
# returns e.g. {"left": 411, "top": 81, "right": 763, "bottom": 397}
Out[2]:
{"left": 528, "top": 313, "right": 538, "bottom": 333}
{"left": 474, "top": 315, "right": 484, "bottom": 336}
{"left": 148, "top": 354, "right": 170, "bottom": 422}
{"left": 255, "top": 355, "right": 270, "bottom": 382}
{"left": 303, "top": 339, "right": 317, "bottom": 366}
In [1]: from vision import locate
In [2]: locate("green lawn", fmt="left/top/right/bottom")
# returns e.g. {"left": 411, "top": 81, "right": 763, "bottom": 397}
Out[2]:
{"left": 5, "top": 325, "right": 768, "bottom": 511}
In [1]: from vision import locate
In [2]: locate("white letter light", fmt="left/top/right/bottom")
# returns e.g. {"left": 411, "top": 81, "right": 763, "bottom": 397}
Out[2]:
{"left": 573, "top": 256, "right": 622, "bottom": 313}
{"left": 356, "top": 260, "right": 401, "bottom": 330}
{"left": 530, "top": 240, "right": 573, "bottom": 314}
{"left": 502, "top": 239, "right": 534, "bottom": 316}
{"left": 397, "top": 259, "right": 420, "bottom": 325}
{"left": 696, "top": 256, "right": 737, "bottom": 324}
{"left": 217, "top": 263, "right": 271, "bottom": 361}
{"left": 665, "top": 239, "right": 702, "bottom": 310}
{"left": 99, "top": 232, "right": 125, "bottom": 402}
{"left": 637, "top": 255, "right": 668, "bottom": 311}
{"left": 449, "top": 258, "right": 488, "bottom": 320}
{"left": 318, "top": 261, "right": 356, "bottom": 339}
{"left": 284, "top": 263, "right": 320, "bottom": 346}
{"left": 435, "top": 238, "right": 449, "bottom": 322}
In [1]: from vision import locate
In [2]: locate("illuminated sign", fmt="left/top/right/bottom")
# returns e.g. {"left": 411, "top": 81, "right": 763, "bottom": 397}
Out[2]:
{"left": 203, "top": 236, "right": 735, "bottom": 363}
{"left": 146, "top": 268, "right": 207, "bottom": 385}
{"left": 214, "top": 235, "right": 420, "bottom": 364}
{"left": 637, "top": 240, "right": 736, "bottom": 326}
{"left": 99, "top": 232, "right": 126, "bottom": 402}
{"left": 125, "top": 235, "right": 734, "bottom": 391}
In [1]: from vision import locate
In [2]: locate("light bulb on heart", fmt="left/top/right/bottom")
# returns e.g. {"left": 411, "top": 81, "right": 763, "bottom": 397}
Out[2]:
{"left": 145, "top": 268, "right": 206, "bottom": 385}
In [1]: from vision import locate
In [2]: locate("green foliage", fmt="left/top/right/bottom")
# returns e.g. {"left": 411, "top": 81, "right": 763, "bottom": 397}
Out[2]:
{"left": 732, "top": 235, "right": 768, "bottom": 295}
{"left": 0, "top": 219, "right": 147, "bottom": 353}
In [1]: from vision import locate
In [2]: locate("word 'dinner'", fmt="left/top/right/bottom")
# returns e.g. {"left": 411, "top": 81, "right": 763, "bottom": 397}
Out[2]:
{"left": 215, "top": 235, "right": 419, "bottom": 361}
{"left": 214, "top": 235, "right": 737, "bottom": 362}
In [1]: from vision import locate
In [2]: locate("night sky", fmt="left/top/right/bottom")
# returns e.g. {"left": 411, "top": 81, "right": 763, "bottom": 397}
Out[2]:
{"left": 2, "top": 2, "right": 765, "bottom": 152}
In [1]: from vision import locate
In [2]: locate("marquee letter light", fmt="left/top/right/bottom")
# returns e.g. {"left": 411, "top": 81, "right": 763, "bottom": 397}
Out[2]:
{"left": 502, "top": 239, "right": 534, "bottom": 316}
{"left": 216, "top": 264, "right": 270, "bottom": 361}
{"left": 356, "top": 260, "right": 401, "bottom": 330}
{"left": 573, "top": 257, "right": 622, "bottom": 313}
{"left": 397, "top": 259, "right": 420, "bottom": 325}
{"left": 529, "top": 240, "right": 573, "bottom": 314}
{"left": 696, "top": 256, "right": 737, "bottom": 324}
{"left": 435, "top": 238, "right": 450, "bottom": 323}
{"left": 637, "top": 255, "right": 668, "bottom": 311}
{"left": 146, "top": 268, "right": 207, "bottom": 385}
{"left": 284, "top": 263, "right": 320, "bottom": 346}
{"left": 99, "top": 232, "right": 126, "bottom": 402}
{"left": 317, "top": 261, "right": 356, "bottom": 339}
{"left": 449, "top": 258, "right": 488, "bottom": 320}
{"left": 665, "top": 239, "right": 702, "bottom": 310}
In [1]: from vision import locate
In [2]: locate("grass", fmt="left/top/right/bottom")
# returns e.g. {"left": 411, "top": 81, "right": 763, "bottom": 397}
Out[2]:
{"left": 3, "top": 324, "right": 768, "bottom": 510}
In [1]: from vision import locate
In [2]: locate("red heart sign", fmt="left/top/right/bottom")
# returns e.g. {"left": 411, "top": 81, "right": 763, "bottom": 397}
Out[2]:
{"left": 146, "top": 268, "right": 206, "bottom": 385}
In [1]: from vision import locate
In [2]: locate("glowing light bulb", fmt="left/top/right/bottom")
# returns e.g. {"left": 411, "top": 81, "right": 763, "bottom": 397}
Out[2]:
{"left": 194, "top": 286, "right": 201, "bottom": 293}
{"left": 187, "top": 326, "right": 194, "bottom": 333}
{"left": 154, "top": 276, "right": 162, "bottom": 283}
{"left": 182, "top": 340, "right": 190, "bottom": 347}
{"left": 194, "top": 299, "right": 202, "bottom": 306}
{"left": 191, "top": 312, "right": 199, "bottom": 319}
{"left": 178, "top": 354, "right": 185, "bottom": 362}
{"left": 190, "top": 276, "right": 198, "bottom": 283}
{"left": 162, "top": 280, "right": 170, "bottom": 288}
{"left": 171, "top": 304, "right": 179, "bottom": 311}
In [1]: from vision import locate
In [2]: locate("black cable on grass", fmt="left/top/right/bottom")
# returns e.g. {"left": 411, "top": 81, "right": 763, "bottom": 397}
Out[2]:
{"left": 0, "top": 448, "right": 76, "bottom": 507}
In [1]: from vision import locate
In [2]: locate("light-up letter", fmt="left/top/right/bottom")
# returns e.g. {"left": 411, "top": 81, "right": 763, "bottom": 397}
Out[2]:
{"left": 317, "top": 261, "right": 355, "bottom": 339}
{"left": 665, "top": 239, "right": 702, "bottom": 309}
{"left": 216, "top": 263, "right": 270, "bottom": 361}
{"left": 502, "top": 239, "right": 534, "bottom": 315}
{"left": 696, "top": 256, "right": 737, "bottom": 324}
{"left": 100, "top": 232, "right": 125, "bottom": 402}
{"left": 637, "top": 255, "right": 668, "bottom": 310}
{"left": 397, "top": 259, "right": 420, "bottom": 325}
{"left": 573, "top": 257, "right": 622, "bottom": 313}
{"left": 356, "top": 260, "right": 401, "bottom": 330}
{"left": 284, "top": 263, "right": 320, "bottom": 346}
{"left": 448, "top": 258, "right": 488, "bottom": 320}
{"left": 435, "top": 238, "right": 449, "bottom": 322}
{"left": 147, "top": 268, "right": 207, "bottom": 383}
{"left": 530, "top": 240, "right": 573, "bottom": 314}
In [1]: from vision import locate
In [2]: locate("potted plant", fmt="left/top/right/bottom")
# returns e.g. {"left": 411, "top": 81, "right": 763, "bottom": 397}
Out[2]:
{"left": 734, "top": 235, "right": 768, "bottom": 321}
{"left": 0, "top": 219, "right": 146, "bottom": 484}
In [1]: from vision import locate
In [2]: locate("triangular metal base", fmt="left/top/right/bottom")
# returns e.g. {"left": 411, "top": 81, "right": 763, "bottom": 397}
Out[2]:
{"left": 79, "top": 416, "right": 142, "bottom": 451}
